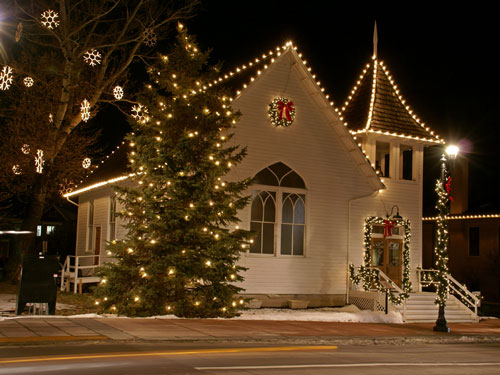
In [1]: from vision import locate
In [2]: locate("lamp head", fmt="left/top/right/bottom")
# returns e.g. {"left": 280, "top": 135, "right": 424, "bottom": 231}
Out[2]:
{"left": 445, "top": 145, "right": 459, "bottom": 160}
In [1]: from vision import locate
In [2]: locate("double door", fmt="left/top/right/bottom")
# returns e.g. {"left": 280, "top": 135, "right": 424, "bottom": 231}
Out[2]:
{"left": 370, "top": 238, "right": 403, "bottom": 287}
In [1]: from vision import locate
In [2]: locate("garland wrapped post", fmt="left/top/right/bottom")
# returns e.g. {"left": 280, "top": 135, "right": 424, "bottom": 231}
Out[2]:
{"left": 349, "top": 216, "right": 411, "bottom": 305}
{"left": 433, "top": 174, "right": 451, "bottom": 332}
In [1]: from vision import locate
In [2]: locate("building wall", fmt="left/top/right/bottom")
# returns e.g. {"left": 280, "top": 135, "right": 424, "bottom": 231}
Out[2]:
{"left": 227, "top": 51, "right": 378, "bottom": 297}
{"left": 423, "top": 218, "right": 500, "bottom": 301}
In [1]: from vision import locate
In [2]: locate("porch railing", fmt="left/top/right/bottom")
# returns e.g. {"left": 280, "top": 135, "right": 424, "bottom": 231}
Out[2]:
{"left": 60, "top": 255, "right": 102, "bottom": 293}
{"left": 416, "top": 268, "right": 481, "bottom": 319}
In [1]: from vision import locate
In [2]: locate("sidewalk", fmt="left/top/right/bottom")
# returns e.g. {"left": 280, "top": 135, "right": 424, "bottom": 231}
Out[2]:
{"left": 1, "top": 317, "right": 499, "bottom": 345}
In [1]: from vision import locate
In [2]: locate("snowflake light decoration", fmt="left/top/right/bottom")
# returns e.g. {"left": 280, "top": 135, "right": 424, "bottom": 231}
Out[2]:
{"left": 80, "top": 99, "right": 91, "bottom": 122}
{"left": 0, "top": 66, "right": 14, "bottom": 91}
{"left": 113, "top": 86, "right": 124, "bottom": 100}
{"left": 21, "top": 144, "right": 30, "bottom": 154}
{"left": 40, "top": 10, "right": 60, "bottom": 29}
{"left": 82, "top": 157, "right": 91, "bottom": 169}
{"left": 12, "top": 165, "right": 22, "bottom": 175}
{"left": 83, "top": 49, "right": 101, "bottom": 66}
{"left": 142, "top": 28, "right": 157, "bottom": 47}
{"left": 131, "top": 104, "right": 149, "bottom": 123}
{"left": 24, "top": 76, "right": 34, "bottom": 87}
{"left": 35, "top": 149, "right": 44, "bottom": 174}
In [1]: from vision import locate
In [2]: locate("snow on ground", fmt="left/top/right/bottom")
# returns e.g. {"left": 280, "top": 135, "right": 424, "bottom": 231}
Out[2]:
{"left": 0, "top": 291, "right": 403, "bottom": 323}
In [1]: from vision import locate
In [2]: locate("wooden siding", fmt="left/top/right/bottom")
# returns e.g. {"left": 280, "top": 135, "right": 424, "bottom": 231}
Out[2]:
{"left": 228, "top": 51, "right": 378, "bottom": 295}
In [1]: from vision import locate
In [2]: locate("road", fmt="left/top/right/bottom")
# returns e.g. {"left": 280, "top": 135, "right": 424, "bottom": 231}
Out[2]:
{"left": 0, "top": 342, "right": 499, "bottom": 374}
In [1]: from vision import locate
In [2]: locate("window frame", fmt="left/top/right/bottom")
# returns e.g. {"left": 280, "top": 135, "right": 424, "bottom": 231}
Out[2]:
{"left": 109, "top": 195, "right": 117, "bottom": 241}
{"left": 249, "top": 183, "right": 307, "bottom": 257}
{"left": 87, "top": 200, "right": 94, "bottom": 252}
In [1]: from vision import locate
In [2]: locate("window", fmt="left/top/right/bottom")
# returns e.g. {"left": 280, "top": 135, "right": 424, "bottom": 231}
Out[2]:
{"left": 36, "top": 225, "right": 42, "bottom": 237}
{"left": 375, "top": 141, "right": 390, "bottom": 177}
{"left": 109, "top": 195, "right": 117, "bottom": 241}
{"left": 46, "top": 225, "right": 55, "bottom": 235}
{"left": 469, "top": 227, "right": 479, "bottom": 256}
{"left": 400, "top": 144, "right": 413, "bottom": 180}
{"left": 249, "top": 162, "right": 306, "bottom": 256}
{"left": 87, "top": 200, "right": 94, "bottom": 251}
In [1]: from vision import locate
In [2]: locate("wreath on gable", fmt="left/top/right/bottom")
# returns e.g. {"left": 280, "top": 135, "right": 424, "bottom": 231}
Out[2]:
{"left": 349, "top": 216, "right": 412, "bottom": 305}
{"left": 268, "top": 97, "right": 295, "bottom": 127}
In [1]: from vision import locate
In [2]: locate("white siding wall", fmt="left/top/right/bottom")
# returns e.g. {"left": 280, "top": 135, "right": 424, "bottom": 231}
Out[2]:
{"left": 228, "top": 52, "right": 377, "bottom": 295}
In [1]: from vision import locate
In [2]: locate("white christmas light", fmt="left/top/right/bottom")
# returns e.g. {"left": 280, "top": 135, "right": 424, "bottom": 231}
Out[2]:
{"left": 40, "top": 10, "right": 59, "bottom": 29}
{"left": 80, "top": 99, "right": 91, "bottom": 122}
{"left": 82, "top": 157, "right": 91, "bottom": 169}
{"left": 12, "top": 165, "right": 22, "bottom": 175}
{"left": 113, "top": 86, "right": 124, "bottom": 100}
{"left": 23, "top": 76, "right": 34, "bottom": 87}
{"left": 131, "top": 104, "right": 149, "bottom": 123}
{"left": 83, "top": 49, "right": 102, "bottom": 66}
{"left": 35, "top": 149, "right": 44, "bottom": 174}
{"left": 0, "top": 66, "right": 13, "bottom": 90}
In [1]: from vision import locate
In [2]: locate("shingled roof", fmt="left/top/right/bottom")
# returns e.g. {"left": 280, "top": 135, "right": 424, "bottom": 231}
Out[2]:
{"left": 340, "top": 58, "right": 442, "bottom": 144}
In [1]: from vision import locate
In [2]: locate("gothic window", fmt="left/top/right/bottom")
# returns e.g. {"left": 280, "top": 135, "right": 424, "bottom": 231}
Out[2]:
{"left": 250, "top": 162, "right": 306, "bottom": 256}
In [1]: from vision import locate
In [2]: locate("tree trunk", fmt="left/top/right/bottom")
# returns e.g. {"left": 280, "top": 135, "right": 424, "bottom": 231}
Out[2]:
{"left": 3, "top": 174, "right": 49, "bottom": 283}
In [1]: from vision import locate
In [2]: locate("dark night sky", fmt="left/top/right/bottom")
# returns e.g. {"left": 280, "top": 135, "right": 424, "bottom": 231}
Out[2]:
{"left": 188, "top": 3, "right": 500, "bottom": 212}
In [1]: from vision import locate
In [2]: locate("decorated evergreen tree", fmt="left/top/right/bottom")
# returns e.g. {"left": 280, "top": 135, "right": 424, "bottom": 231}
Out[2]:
{"left": 94, "top": 26, "right": 252, "bottom": 318}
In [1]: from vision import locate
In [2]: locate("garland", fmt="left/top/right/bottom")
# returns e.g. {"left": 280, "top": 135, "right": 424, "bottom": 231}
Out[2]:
{"left": 268, "top": 97, "right": 295, "bottom": 127}
{"left": 433, "top": 179, "right": 450, "bottom": 307}
{"left": 349, "top": 216, "right": 412, "bottom": 305}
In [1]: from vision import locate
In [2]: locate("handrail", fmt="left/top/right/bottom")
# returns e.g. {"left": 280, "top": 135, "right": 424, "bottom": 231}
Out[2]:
{"left": 368, "top": 267, "right": 405, "bottom": 294}
{"left": 416, "top": 268, "right": 480, "bottom": 319}
{"left": 60, "top": 255, "right": 101, "bottom": 293}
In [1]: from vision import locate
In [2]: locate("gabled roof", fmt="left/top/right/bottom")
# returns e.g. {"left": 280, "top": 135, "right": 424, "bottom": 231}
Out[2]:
{"left": 340, "top": 58, "right": 443, "bottom": 144}
{"left": 65, "top": 42, "right": 385, "bottom": 197}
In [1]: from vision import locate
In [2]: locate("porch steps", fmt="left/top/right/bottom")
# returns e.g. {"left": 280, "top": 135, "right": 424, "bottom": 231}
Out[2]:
{"left": 397, "top": 292, "right": 477, "bottom": 323}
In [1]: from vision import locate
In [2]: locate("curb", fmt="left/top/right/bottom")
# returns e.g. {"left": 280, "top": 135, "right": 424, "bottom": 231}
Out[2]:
{"left": 0, "top": 335, "right": 108, "bottom": 344}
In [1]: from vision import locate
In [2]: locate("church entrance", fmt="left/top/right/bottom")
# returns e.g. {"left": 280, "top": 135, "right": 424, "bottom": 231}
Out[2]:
{"left": 370, "top": 237, "right": 403, "bottom": 287}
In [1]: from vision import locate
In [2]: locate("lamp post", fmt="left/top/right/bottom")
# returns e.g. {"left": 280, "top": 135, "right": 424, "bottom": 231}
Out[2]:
{"left": 433, "top": 145, "right": 458, "bottom": 332}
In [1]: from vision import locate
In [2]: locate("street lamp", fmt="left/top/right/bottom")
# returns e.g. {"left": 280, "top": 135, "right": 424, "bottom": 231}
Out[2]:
{"left": 433, "top": 145, "right": 459, "bottom": 333}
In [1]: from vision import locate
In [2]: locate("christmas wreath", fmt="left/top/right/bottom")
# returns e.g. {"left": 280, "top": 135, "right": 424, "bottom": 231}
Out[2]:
{"left": 268, "top": 97, "right": 295, "bottom": 127}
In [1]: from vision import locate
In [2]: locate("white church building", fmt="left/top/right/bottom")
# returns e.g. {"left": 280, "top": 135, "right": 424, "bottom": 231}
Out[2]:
{"left": 64, "top": 39, "right": 479, "bottom": 322}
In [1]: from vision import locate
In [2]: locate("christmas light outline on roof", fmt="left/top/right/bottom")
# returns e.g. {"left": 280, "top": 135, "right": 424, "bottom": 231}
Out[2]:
{"left": 65, "top": 40, "right": 387, "bottom": 197}
{"left": 340, "top": 58, "right": 444, "bottom": 144}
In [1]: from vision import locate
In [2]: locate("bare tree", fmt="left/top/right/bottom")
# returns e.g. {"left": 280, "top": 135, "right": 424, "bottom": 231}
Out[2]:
{"left": 0, "top": 0, "right": 199, "bottom": 281}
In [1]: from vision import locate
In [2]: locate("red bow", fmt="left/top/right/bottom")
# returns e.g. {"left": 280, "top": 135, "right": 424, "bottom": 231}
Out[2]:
{"left": 277, "top": 100, "right": 294, "bottom": 121}
{"left": 383, "top": 220, "right": 395, "bottom": 238}
{"left": 445, "top": 176, "right": 453, "bottom": 202}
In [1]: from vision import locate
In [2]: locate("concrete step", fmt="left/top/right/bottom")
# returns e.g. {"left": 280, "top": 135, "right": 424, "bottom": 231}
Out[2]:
{"left": 394, "top": 293, "right": 477, "bottom": 323}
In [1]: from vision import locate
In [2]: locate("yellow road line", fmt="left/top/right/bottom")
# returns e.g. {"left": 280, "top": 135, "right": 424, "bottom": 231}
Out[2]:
{"left": 0, "top": 346, "right": 337, "bottom": 364}
{"left": 0, "top": 335, "right": 107, "bottom": 343}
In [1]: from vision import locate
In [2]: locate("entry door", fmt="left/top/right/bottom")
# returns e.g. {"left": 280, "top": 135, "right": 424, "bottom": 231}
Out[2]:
{"left": 370, "top": 238, "right": 403, "bottom": 287}
{"left": 94, "top": 226, "right": 101, "bottom": 265}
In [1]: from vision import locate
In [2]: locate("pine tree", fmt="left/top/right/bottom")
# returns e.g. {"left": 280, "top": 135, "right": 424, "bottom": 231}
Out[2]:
{"left": 94, "top": 26, "right": 252, "bottom": 318}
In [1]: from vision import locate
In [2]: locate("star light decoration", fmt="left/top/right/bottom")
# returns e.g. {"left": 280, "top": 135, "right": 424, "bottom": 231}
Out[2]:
{"left": 23, "top": 77, "right": 34, "bottom": 87}
{"left": 40, "top": 10, "right": 60, "bottom": 29}
{"left": 113, "top": 86, "right": 124, "bottom": 100}
{"left": 83, "top": 49, "right": 102, "bottom": 66}
{"left": 80, "top": 99, "right": 91, "bottom": 122}
{"left": 82, "top": 157, "right": 91, "bottom": 169}
{"left": 131, "top": 104, "right": 149, "bottom": 123}
{"left": 35, "top": 149, "right": 44, "bottom": 174}
{"left": 21, "top": 144, "right": 30, "bottom": 154}
{"left": 0, "top": 66, "right": 14, "bottom": 91}
{"left": 142, "top": 28, "right": 157, "bottom": 47}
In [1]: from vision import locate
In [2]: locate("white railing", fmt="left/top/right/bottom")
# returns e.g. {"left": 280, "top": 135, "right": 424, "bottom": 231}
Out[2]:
{"left": 60, "top": 255, "right": 102, "bottom": 293}
{"left": 417, "top": 268, "right": 480, "bottom": 319}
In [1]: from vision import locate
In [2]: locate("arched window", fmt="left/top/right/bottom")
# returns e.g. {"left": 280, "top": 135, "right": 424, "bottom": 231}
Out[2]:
{"left": 250, "top": 162, "right": 306, "bottom": 256}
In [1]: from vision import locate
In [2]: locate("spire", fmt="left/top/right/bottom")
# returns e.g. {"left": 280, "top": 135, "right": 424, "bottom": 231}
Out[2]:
{"left": 373, "top": 21, "right": 378, "bottom": 59}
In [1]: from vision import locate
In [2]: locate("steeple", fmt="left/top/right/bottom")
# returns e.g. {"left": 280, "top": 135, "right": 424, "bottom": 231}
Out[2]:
{"left": 373, "top": 21, "right": 378, "bottom": 60}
